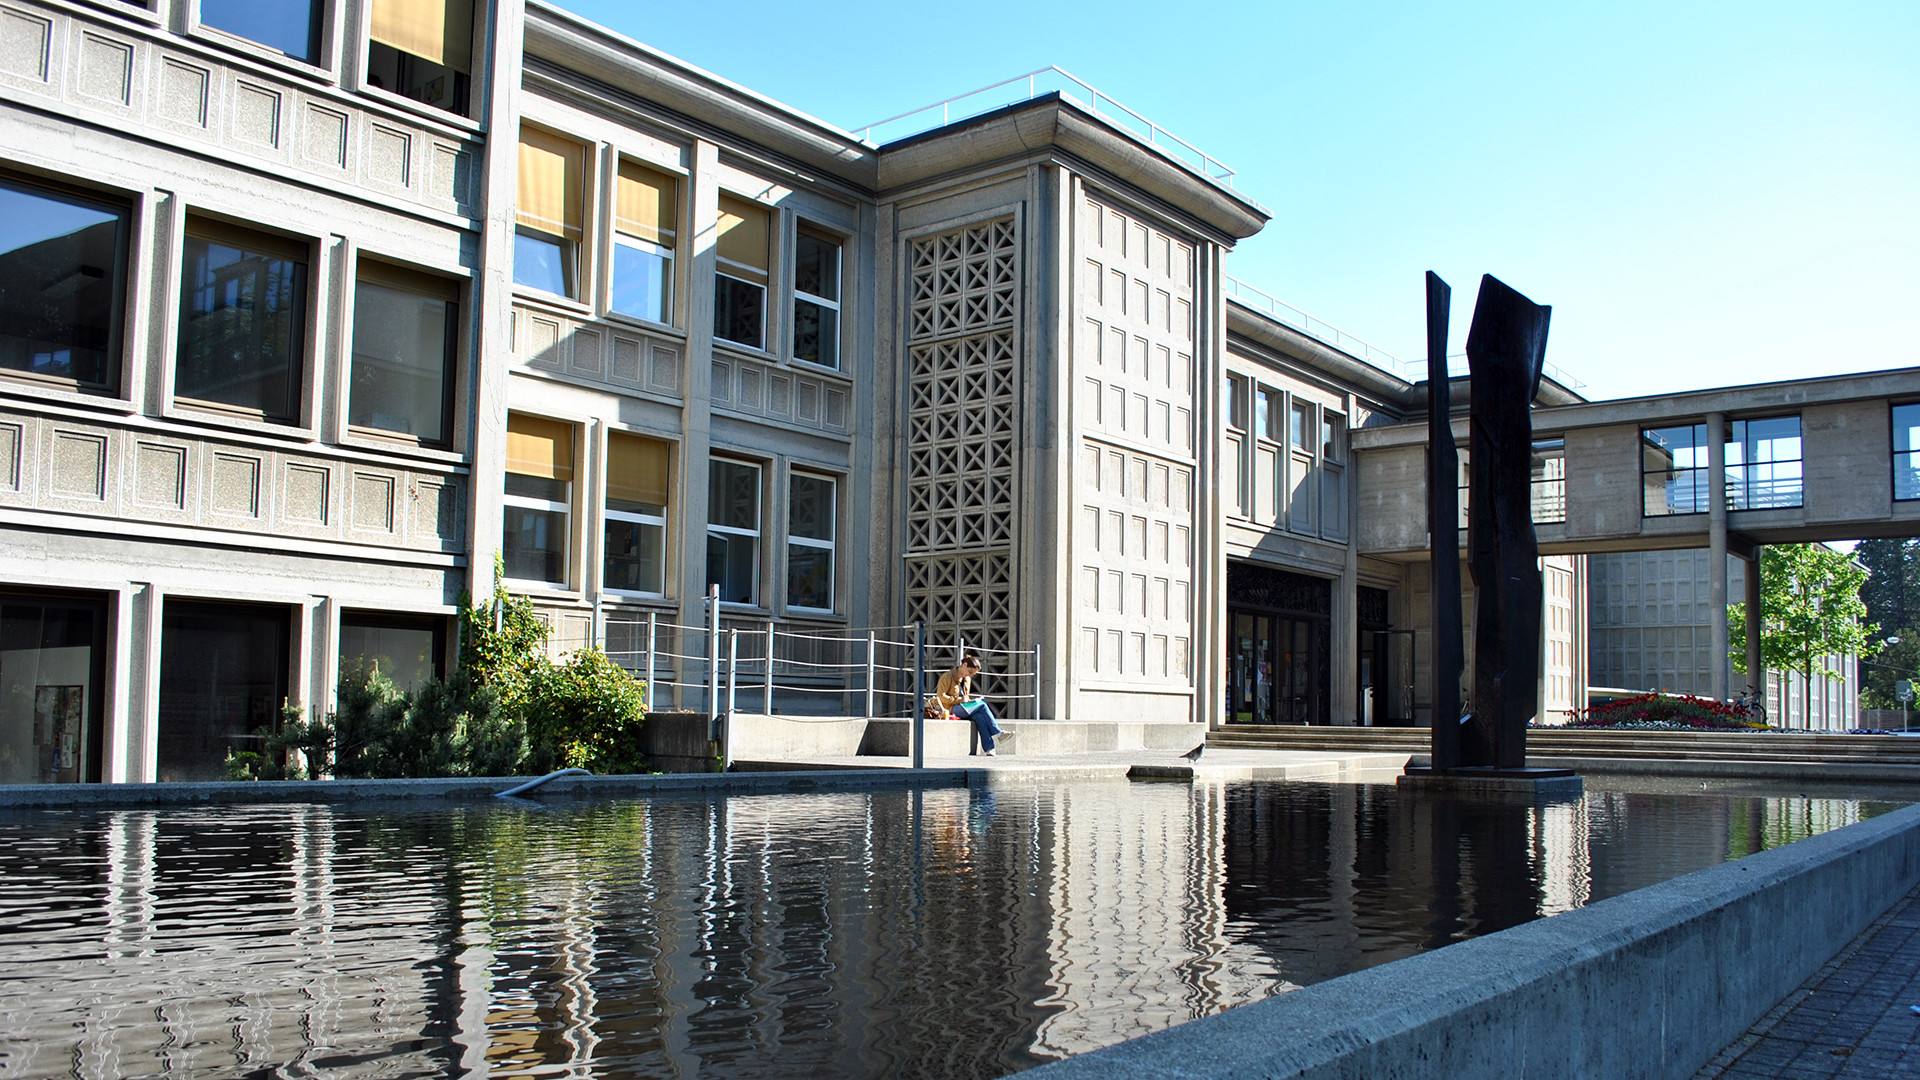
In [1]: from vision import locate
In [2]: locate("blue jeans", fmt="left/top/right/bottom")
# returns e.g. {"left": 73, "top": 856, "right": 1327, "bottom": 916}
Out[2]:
{"left": 954, "top": 700, "right": 1003, "bottom": 753}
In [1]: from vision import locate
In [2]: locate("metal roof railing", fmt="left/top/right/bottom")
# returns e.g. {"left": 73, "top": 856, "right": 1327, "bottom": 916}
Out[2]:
{"left": 852, "top": 66, "right": 1235, "bottom": 188}
{"left": 1225, "top": 277, "right": 1586, "bottom": 391}
{"left": 1224, "top": 277, "right": 1412, "bottom": 378}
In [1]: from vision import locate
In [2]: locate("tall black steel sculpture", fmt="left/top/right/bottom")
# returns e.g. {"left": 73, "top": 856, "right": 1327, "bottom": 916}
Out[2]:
{"left": 1424, "top": 273, "right": 1553, "bottom": 771}
{"left": 1425, "top": 272, "right": 1464, "bottom": 771}
{"left": 1464, "top": 275, "right": 1550, "bottom": 767}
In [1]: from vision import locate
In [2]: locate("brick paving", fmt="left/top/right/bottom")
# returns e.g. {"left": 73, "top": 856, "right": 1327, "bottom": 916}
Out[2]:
{"left": 1696, "top": 885, "right": 1920, "bottom": 1079}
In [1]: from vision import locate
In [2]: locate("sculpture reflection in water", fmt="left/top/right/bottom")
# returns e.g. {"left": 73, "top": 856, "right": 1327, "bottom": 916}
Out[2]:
{"left": 0, "top": 782, "right": 1888, "bottom": 1079}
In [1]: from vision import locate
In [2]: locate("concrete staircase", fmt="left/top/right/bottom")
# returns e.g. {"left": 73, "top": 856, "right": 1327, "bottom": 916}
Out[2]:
{"left": 1206, "top": 725, "right": 1920, "bottom": 775}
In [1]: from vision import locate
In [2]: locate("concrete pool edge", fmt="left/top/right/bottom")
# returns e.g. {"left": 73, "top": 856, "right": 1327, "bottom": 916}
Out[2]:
{"left": 0, "top": 769, "right": 988, "bottom": 808}
{"left": 1023, "top": 800, "right": 1920, "bottom": 1080}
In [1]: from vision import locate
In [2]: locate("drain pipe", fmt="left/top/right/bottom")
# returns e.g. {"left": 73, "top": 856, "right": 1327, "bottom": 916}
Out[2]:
{"left": 494, "top": 768, "right": 590, "bottom": 798}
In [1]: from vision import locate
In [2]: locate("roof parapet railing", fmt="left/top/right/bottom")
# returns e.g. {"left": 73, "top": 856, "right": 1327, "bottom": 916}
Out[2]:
{"left": 1409, "top": 352, "right": 1587, "bottom": 392}
{"left": 1224, "top": 276, "right": 1411, "bottom": 378}
{"left": 1225, "top": 277, "right": 1587, "bottom": 391}
{"left": 852, "top": 66, "right": 1235, "bottom": 189}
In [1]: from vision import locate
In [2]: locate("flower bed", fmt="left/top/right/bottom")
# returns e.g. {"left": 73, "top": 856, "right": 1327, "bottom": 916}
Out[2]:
{"left": 1557, "top": 692, "right": 1769, "bottom": 732}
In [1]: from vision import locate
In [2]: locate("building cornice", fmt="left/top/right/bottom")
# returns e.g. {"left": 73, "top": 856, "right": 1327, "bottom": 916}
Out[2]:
{"left": 522, "top": 2, "right": 881, "bottom": 189}
{"left": 1227, "top": 298, "right": 1414, "bottom": 404}
{"left": 875, "top": 95, "right": 1270, "bottom": 241}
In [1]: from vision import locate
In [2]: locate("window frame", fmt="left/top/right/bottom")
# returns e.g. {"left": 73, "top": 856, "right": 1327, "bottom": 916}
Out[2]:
{"left": 706, "top": 457, "right": 764, "bottom": 607}
{"left": 360, "top": 0, "right": 480, "bottom": 120}
{"left": 1725, "top": 415, "right": 1803, "bottom": 511}
{"left": 1225, "top": 373, "right": 1251, "bottom": 519}
{"left": 513, "top": 125, "right": 587, "bottom": 302}
{"left": 191, "top": 0, "right": 333, "bottom": 71}
{"left": 712, "top": 193, "right": 771, "bottom": 353}
{"left": 502, "top": 412, "right": 576, "bottom": 589}
{"left": 0, "top": 173, "right": 132, "bottom": 397}
{"left": 345, "top": 255, "right": 460, "bottom": 449}
{"left": 785, "top": 470, "right": 838, "bottom": 614}
{"left": 602, "top": 429, "right": 673, "bottom": 600}
{"left": 172, "top": 216, "right": 313, "bottom": 427}
{"left": 606, "top": 155, "right": 680, "bottom": 329}
{"left": 337, "top": 609, "right": 448, "bottom": 692}
{"left": 790, "top": 224, "right": 842, "bottom": 371}
{"left": 1893, "top": 402, "right": 1920, "bottom": 502}
{"left": 1640, "top": 422, "right": 1709, "bottom": 517}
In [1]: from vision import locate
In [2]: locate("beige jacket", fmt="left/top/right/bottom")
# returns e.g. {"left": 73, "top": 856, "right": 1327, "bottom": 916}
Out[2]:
{"left": 933, "top": 668, "right": 974, "bottom": 712}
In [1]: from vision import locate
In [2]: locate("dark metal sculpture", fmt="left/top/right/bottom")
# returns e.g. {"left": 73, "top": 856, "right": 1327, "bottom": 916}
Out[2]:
{"left": 1425, "top": 273, "right": 1551, "bottom": 771}
{"left": 1464, "top": 275, "right": 1550, "bottom": 767}
{"left": 1425, "top": 272, "right": 1464, "bottom": 770}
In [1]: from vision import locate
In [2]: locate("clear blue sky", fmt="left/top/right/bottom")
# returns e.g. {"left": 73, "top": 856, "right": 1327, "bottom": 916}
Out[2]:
{"left": 558, "top": 0, "right": 1919, "bottom": 402}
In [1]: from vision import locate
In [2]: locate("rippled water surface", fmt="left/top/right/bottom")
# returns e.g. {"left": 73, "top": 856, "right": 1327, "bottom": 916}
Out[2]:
{"left": 0, "top": 779, "right": 1905, "bottom": 1079}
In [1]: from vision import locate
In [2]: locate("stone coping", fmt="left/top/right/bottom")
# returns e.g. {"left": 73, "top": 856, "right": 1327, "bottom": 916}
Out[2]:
{"left": 0, "top": 769, "right": 980, "bottom": 809}
{"left": 1023, "top": 801, "right": 1920, "bottom": 1079}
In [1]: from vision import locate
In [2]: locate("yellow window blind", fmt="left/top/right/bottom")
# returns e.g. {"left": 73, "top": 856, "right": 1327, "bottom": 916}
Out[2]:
{"left": 716, "top": 195, "right": 769, "bottom": 285}
{"left": 607, "top": 433, "right": 671, "bottom": 507}
{"left": 517, "top": 128, "right": 582, "bottom": 242}
{"left": 506, "top": 414, "right": 574, "bottom": 482}
{"left": 616, "top": 162, "right": 677, "bottom": 249}
{"left": 369, "top": 0, "right": 473, "bottom": 70}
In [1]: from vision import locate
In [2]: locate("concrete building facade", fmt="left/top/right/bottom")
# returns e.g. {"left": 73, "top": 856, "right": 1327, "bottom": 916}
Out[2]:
{"left": 2, "top": 0, "right": 1914, "bottom": 782}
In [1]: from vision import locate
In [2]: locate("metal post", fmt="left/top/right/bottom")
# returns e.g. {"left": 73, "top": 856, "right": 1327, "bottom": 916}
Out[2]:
{"left": 727, "top": 628, "right": 739, "bottom": 715}
{"left": 706, "top": 586, "right": 720, "bottom": 741}
{"left": 865, "top": 631, "right": 876, "bottom": 719}
{"left": 913, "top": 620, "right": 926, "bottom": 770}
{"left": 645, "top": 611, "right": 657, "bottom": 713}
{"left": 764, "top": 623, "right": 776, "bottom": 714}
{"left": 1032, "top": 642, "right": 1041, "bottom": 721}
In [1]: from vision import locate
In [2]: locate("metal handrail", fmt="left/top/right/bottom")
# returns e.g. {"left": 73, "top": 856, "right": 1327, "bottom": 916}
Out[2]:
{"left": 1224, "top": 277, "right": 1411, "bottom": 377}
{"left": 852, "top": 66, "right": 1235, "bottom": 188}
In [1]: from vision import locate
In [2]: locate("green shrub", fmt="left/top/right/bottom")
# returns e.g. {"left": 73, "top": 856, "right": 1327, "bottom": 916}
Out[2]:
{"left": 524, "top": 648, "right": 650, "bottom": 774}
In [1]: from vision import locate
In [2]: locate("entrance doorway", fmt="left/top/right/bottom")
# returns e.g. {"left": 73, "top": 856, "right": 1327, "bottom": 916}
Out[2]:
{"left": 1225, "top": 561, "right": 1330, "bottom": 725}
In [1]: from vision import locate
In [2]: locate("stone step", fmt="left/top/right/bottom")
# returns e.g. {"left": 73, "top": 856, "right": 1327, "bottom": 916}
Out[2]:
{"left": 1204, "top": 726, "right": 1920, "bottom": 765}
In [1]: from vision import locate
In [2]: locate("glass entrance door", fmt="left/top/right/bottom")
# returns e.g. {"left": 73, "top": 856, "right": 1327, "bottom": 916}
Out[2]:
{"left": 1229, "top": 610, "right": 1325, "bottom": 724}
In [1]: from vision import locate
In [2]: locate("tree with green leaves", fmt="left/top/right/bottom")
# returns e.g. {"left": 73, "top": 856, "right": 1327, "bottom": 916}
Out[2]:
{"left": 1730, "top": 543, "right": 1874, "bottom": 727}
{"left": 1852, "top": 538, "right": 1920, "bottom": 708}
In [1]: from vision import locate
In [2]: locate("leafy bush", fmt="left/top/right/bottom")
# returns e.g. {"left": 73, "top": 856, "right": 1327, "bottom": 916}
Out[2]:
{"left": 226, "top": 576, "right": 648, "bottom": 780}
{"left": 1565, "top": 692, "right": 1768, "bottom": 731}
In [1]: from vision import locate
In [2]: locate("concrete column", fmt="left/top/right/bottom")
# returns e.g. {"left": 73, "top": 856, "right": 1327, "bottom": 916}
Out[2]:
{"left": 1706, "top": 412, "right": 1729, "bottom": 700}
{"left": 674, "top": 139, "right": 722, "bottom": 712}
{"left": 1745, "top": 549, "right": 1764, "bottom": 700}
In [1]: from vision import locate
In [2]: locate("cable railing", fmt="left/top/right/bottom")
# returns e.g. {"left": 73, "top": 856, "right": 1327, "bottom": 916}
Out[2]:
{"left": 602, "top": 589, "right": 1047, "bottom": 767}
{"left": 851, "top": 66, "right": 1235, "bottom": 189}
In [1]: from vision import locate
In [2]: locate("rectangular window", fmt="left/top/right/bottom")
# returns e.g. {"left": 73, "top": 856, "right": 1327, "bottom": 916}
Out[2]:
{"left": 787, "top": 473, "right": 836, "bottom": 611}
{"left": 1225, "top": 375, "right": 1249, "bottom": 518}
{"left": 1642, "top": 423, "right": 1708, "bottom": 516}
{"left": 0, "top": 177, "right": 127, "bottom": 393}
{"left": 1257, "top": 388, "right": 1282, "bottom": 441}
{"left": 1894, "top": 403, "right": 1920, "bottom": 501}
{"left": 0, "top": 590, "right": 107, "bottom": 784}
{"left": 176, "top": 220, "right": 307, "bottom": 423}
{"left": 1530, "top": 438, "right": 1567, "bottom": 524}
{"left": 792, "top": 227, "right": 841, "bottom": 368}
{"left": 610, "top": 160, "right": 676, "bottom": 325}
{"left": 339, "top": 611, "right": 444, "bottom": 692}
{"left": 366, "top": 0, "right": 474, "bottom": 116}
{"left": 157, "top": 599, "right": 289, "bottom": 783}
{"left": 1289, "top": 401, "right": 1312, "bottom": 450}
{"left": 349, "top": 261, "right": 456, "bottom": 444}
{"left": 200, "top": 0, "right": 320, "bottom": 60}
{"left": 605, "top": 432, "right": 670, "bottom": 596}
{"left": 503, "top": 413, "right": 573, "bottom": 584}
{"left": 1726, "top": 416, "right": 1802, "bottom": 510}
{"left": 1288, "top": 401, "right": 1315, "bottom": 533}
{"left": 713, "top": 195, "right": 769, "bottom": 350}
{"left": 706, "top": 458, "right": 761, "bottom": 605}
{"left": 1320, "top": 413, "right": 1347, "bottom": 541}
{"left": 514, "top": 127, "right": 583, "bottom": 298}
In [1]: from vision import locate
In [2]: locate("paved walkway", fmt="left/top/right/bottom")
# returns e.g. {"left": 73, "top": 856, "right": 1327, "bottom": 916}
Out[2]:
{"left": 731, "top": 746, "right": 1413, "bottom": 783}
{"left": 1696, "top": 885, "right": 1920, "bottom": 1079}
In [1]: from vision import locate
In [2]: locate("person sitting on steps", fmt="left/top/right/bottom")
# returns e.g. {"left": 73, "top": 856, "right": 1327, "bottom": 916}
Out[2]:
{"left": 933, "top": 653, "right": 1013, "bottom": 756}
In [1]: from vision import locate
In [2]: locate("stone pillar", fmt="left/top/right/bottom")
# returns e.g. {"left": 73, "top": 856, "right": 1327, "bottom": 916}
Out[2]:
{"left": 1707, "top": 412, "right": 1729, "bottom": 700}
{"left": 1745, "top": 549, "right": 1764, "bottom": 699}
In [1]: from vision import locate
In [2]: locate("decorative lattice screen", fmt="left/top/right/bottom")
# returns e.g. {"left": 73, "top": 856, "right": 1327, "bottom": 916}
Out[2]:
{"left": 903, "top": 217, "right": 1021, "bottom": 667}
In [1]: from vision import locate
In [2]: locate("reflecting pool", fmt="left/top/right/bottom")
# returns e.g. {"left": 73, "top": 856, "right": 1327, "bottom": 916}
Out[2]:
{"left": 0, "top": 779, "right": 1904, "bottom": 1079}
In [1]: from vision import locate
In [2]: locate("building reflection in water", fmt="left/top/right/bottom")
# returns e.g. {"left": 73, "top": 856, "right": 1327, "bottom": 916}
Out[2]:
{"left": 0, "top": 782, "right": 1886, "bottom": 1078}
